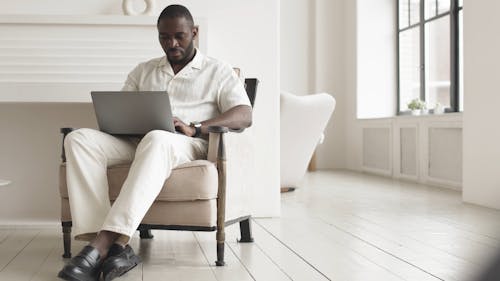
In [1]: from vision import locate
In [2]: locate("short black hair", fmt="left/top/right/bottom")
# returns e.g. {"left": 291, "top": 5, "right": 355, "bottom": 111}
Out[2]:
{"left": 157, "top": 4, "right": 194, "bottom": 26}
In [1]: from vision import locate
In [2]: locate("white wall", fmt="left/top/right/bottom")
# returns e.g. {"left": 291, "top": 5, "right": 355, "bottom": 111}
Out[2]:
{"left": 356, "top": 0, "right": 396, "bottom": 119}
{"left": 0, "top": 104, "right": 97, "bottom": 225}
{"left": 0, "top": 0, "right": 280, "bottom": 224}
{"left": 312, "top": 0, "right": 347, "bottom": 169}
{"left": 280, "top": 0, "right": 314, "bottom": 96}
{"left": 280, "top": 0, "right": 347, "bottom": 169}
{"left": 462, "top": 0, "right": 500, "bottom": 209}
{"left": 344, "top": 0, "right": 361, "bottom": 172}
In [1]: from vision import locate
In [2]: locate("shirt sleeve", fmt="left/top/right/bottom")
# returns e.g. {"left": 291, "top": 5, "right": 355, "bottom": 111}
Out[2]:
{"left": 217, "top": 63, "right": 252, "bottom": 113}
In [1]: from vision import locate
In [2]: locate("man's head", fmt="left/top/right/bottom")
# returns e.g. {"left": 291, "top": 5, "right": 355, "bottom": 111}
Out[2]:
{"left": 157, "top": 5, "right": 198, "bottom": 65}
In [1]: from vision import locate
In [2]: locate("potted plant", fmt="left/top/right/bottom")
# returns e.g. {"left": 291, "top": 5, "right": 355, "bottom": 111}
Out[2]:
{"left": 407, "top": 98, "right": 426, "bottom": 115}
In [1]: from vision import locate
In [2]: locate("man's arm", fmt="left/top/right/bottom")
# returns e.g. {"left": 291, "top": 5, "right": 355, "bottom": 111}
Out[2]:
{"left": 174, "top": 105, "right": 252, "bottom": 137}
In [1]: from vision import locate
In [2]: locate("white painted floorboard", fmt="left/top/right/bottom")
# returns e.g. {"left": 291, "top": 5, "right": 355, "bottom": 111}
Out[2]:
{"left": 1, "top": 171, "right": 500, "bottom": 281}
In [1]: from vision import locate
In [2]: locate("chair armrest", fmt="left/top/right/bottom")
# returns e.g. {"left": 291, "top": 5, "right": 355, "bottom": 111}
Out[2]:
{"left": 208, "top": 126, "right": 229, "bottom": 134}
{"left": 60, "top": 127, "right": 76, "bottom": 162}
{"left": 207, "top": 126, "right": 248, "bottom": 162}
{"left": 208, "top": 126, "right": 255, "bottom": 223}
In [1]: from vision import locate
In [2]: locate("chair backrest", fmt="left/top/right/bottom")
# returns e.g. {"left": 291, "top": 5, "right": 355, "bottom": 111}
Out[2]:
{"left": 244, "top": 78, "right": 259, "bottom": 107}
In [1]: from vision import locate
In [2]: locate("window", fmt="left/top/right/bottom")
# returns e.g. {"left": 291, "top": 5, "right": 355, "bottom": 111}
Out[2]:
{"left": 397, "top": 0, "right": 463, "bottom": 113}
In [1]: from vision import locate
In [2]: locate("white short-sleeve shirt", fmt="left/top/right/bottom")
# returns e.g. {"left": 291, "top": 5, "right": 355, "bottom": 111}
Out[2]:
{"left": 121, "top": 49, "right": 251, "bottom": 124}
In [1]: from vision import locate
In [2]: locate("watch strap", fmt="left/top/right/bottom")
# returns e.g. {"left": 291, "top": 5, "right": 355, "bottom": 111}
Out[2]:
{"left": 190, "top": 122, "right": 202, "bottom": 137}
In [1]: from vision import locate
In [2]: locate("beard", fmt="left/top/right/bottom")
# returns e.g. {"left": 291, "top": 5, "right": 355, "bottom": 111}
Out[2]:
{"left": 167, "top": 40, "right": 195, "bottom": 65}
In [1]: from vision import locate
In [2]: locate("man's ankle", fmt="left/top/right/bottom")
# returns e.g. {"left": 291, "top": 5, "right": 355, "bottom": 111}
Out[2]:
{"left": 89, "top": 230, "right": 121, "bottom": 258}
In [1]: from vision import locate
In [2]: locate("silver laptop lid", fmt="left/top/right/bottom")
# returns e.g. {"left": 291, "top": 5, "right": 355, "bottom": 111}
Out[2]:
{"left": 91, "top": 91, "right": 175, "bottom": 135}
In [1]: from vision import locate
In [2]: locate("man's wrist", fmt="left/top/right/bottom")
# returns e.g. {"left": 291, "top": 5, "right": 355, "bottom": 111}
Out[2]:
{"left": 189, "top": 121, "right": 202, "bottom": 137}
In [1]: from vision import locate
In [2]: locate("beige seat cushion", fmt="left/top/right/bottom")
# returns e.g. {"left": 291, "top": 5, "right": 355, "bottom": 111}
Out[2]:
{"left": 59, "top": 160, "right": 218, "bottom": 202}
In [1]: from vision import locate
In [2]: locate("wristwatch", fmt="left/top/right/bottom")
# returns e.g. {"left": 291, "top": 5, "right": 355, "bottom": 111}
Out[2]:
{"left": 189, "top": 121, "right": 202, "bottom": 137}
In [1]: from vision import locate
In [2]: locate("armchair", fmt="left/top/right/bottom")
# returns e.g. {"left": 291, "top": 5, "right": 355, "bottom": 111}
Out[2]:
{"left": 280, "top": 91, "right": 335, "bottom": 190}
{"left": 58, "top": 78, "right": 259, "bottom": 266}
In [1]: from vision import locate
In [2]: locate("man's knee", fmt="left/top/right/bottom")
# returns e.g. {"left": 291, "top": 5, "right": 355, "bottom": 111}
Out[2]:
{"left": 64, "top": 128, "right": 96, "bottom": 150}
{"left": 142, "top": 130, "right": 176, "bottom": 144}
{"left": 139, "top": 130, "right": 182, "bottom": 154}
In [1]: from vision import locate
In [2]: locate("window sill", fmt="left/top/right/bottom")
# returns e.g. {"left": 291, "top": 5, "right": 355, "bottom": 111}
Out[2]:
{"left": 396, "top": 111, "right": 462, "bottom": 118}
{"left": 357, "top": 112, "right": 463, "bottom": 122}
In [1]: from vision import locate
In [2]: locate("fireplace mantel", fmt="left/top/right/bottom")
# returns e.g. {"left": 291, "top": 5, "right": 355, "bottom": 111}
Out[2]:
{"left": 0, "top": 14, "right": 206, "bottom": 102}
{"left": 0, "top": 14, "right": 156, "bottom": 26}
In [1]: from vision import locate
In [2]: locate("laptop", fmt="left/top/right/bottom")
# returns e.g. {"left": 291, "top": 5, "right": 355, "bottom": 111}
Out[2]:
{"left": 91, "top": 91, "right": 175, "bottom": 135}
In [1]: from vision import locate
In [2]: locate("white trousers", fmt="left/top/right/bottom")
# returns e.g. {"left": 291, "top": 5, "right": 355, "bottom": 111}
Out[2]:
{"left": 64, "top": 128, "right": 207, "bottom": 240}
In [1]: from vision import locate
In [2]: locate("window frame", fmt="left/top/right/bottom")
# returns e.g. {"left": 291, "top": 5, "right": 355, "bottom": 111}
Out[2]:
{"left": 396, "top": 0, "right": 463, "bottom": 114}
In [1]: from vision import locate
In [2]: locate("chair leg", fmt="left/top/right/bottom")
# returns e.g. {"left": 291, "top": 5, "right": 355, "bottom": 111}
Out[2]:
{"left": 139, "top": 229, "right": 154, "bottom": 239}
{"left": 215, "top": 242, "right": 225, "bottom": 266}
{"left": 62, "top": 222, "right": 72, "bottom": 258}
{"left": 280, "top": 187, "right": 296, "bottom": 193}
{"left": 215, "top": 223, "right": 226, "bottom": 266}
{"left": 238, "top": 218, "right": 254, "bottom": 243}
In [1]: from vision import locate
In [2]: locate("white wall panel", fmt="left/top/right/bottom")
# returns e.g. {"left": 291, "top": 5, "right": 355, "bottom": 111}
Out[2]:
{"left": 428, "top": 127, "right": 462, "bottom": 184}
{"left": 0, "top": 15, "right": 205, "bottom": 102}
{"left": 359, "top": 115, "right": 462, "bottom": 189}
{"left": 400, "top": 127, "right": 417, "bottom": 176}
{"left": 362, "top": 126, "right": 392, "bottom": 175}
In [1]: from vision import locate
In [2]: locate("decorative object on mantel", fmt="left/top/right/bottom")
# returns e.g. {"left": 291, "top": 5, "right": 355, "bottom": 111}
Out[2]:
{"left": 122, "top": 0, "right": 156, "bottom": 16}
{"left": 407, "top": 98, "right": 426, "bottom": 115}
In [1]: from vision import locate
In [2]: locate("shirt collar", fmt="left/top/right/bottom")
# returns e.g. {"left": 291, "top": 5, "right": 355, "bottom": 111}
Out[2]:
{"left": 158, "top": 48, "right": 203, "bottom": 76}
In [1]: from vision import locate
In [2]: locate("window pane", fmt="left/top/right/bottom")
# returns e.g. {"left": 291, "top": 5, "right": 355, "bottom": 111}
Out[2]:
{"left": 410, "top": 0, "right": 421, "bottom": 25}
{"left": 399, "top": 0, "right": 409, "bottom": 29}
{"left": 399, "top": 27, "right": 421, "bottom": 111}
{"left": 437, "top": 0, "right": 450, "bottom": 14}
{"left": 425, "top": 0, "right": 437, "bottom": 19}
{"left": 459, "top": 10, "right": 463, "bottom": 111}
{"left": 459, "top": 0, "right": 463, "bottom": 7}
{"left": 426, "top": 0, "right": 450, "bottom": 19}
{"left": 425, "top": 16, "right": 450, "bottom": 109}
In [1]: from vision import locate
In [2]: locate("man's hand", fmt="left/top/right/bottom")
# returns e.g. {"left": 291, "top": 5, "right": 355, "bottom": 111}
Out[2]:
{"left": 173, "top": 117, "right": 196, "bottom": 137}
{"left": 172, "top": 105, "right": 251, "bottom": 137}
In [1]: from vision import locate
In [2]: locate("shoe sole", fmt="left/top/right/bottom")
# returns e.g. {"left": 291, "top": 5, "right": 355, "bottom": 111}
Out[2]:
{"left": 103, "top": 255, "right": 141, "bottom": 281}
{"left": 57, "top": 271, "right": 76, "bottom": 281}
{"left": 57, "top": 270, "right": 94, "bottom": 281}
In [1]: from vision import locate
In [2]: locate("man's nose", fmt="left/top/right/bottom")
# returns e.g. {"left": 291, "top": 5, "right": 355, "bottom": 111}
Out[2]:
{"left": 167, "top": 38, "right": 179, "bottom": 48}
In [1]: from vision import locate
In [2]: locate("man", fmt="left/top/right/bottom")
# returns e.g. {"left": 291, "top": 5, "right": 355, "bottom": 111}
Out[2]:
{"left": 58, "top": 4, "right": 252, "bottom": 281}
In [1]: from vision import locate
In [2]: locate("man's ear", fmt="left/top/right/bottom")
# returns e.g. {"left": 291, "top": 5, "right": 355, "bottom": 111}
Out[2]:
{"left": 192, "top": 26, "right": 199, "bottom": 39}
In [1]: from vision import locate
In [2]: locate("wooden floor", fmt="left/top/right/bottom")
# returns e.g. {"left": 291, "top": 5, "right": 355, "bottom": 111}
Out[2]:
{"left": 1, "top": 170, "right": 500, "bottom": 281}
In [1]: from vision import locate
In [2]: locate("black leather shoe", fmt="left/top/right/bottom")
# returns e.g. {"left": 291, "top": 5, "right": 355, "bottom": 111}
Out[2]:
{"left": 58, "top": 245, "right": 102, "bottom": 281}
{"left": 102, "top": 244, "right": 141, "bottom": 281}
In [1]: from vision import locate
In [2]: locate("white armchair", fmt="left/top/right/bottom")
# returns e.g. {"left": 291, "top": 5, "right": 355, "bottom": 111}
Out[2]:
{"left": 280, "top": 91, "right": 336, "bottom": 190}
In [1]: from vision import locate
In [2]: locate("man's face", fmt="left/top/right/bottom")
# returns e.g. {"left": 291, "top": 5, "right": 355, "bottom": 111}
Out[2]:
{"left": 158, "top": 17, "right": 197, "bottom": 64}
